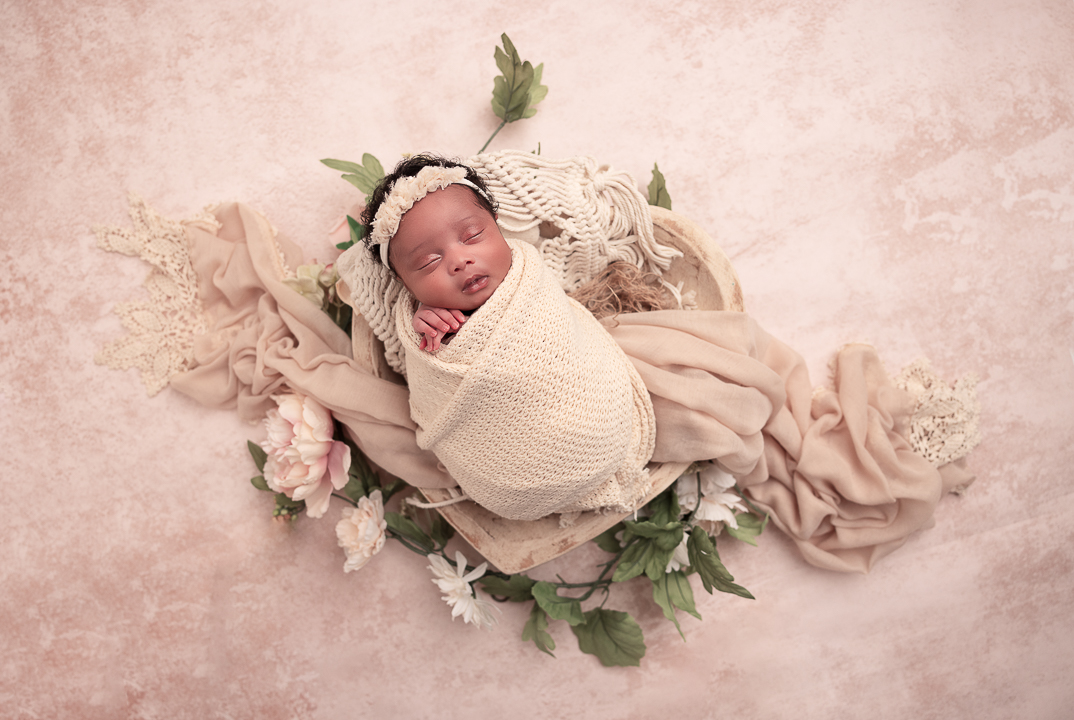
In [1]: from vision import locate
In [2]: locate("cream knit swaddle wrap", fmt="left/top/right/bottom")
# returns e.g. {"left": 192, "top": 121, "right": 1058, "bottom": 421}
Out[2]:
{"left": 397, "top": 239, "right": 656, "bottom": 520}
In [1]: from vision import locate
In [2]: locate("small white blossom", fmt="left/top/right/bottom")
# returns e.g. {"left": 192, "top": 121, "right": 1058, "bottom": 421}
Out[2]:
{"left": 666, "top": 535, "right": 691, "bottom": 573}
{"left": 676, "top": 462, "right": 749, "bottom": 534}
{"left": 427, "top": 551, "right": 499, "bottom": 629}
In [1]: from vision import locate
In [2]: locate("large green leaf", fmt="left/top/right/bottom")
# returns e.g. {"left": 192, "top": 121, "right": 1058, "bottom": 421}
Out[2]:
{"left": 648, "top": 163, "right": 673, "bottom": 210}
{"left": 521, "top": 604, "right": 556, "bottom": 657}
{"left": 247, "top": 440, "right": 267, "bottom": 473}
{"left": 612, "top": 538, "right": 659, "bottom": 583}
{"left": 651, "top": 570, "right": 702, "bottom": 640}
{"left": 571, "top": 609, "right": 646, "bottom": 667}
{"left": 478, "top": 574, "right": 536, "bottom": 602}
{"left": 645, "top": 489, "right": 681, "bottom": 527}
{"left": 321, "top": 153, "right": 384, "bottom": 197}
{"left": 490, "top": 33, "right": 546, "bottom": 124}
{"left": 687, "top": 528, "right": 754, "bottom": 599}
{"left": 532, "top": 581, "right": 585, "bottom": 626}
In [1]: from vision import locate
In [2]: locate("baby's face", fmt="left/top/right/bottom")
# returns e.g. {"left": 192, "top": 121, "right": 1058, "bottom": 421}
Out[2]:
{"left": 388, "top": 184, "right": 512, "bottom": 311}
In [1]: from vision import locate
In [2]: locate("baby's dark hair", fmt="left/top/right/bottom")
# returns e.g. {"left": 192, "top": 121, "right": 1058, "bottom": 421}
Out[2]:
{"left": 362, "top": 153, "right": 499, "bottom": 267}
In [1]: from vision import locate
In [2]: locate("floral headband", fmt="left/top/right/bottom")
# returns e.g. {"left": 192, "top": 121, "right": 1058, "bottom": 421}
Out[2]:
{"left": 370, "top": 165, "right": 482, "bottom": 266}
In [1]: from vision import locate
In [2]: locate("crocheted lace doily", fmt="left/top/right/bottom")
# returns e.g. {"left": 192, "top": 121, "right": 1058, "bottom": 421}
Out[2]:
{"left": 94, "top": 194, "right": 220, "bottom": 395}
{"left": 895, "top": 358, "right": 982, "bottom": 468}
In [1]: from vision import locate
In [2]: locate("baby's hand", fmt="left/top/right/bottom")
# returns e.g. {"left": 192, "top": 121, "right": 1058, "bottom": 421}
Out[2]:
{"left": 413, "top": 304, "right": 467, "bottom": 352}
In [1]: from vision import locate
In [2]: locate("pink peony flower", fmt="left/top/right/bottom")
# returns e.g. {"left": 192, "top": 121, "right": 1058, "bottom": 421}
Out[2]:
{"left": 261, "top": 393, "right": 351, "bottom": 519}
{"left": 336, "top": 490, "right": 387, "bottom": 572}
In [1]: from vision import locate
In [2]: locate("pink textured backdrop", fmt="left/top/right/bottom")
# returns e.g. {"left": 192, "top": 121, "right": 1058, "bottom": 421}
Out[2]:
{"left": 3, "top": 1, "right": 1073, "bottom": 717}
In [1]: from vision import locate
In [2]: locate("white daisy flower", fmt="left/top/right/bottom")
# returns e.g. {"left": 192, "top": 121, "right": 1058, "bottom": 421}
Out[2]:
{"left": 427, "top": 551, "right": 499, "bottom": 629}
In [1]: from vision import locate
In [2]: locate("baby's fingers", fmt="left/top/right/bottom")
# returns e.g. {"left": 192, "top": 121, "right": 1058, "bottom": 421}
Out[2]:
{"left": 429, "top": 307, "right": 463, "bottom": 331}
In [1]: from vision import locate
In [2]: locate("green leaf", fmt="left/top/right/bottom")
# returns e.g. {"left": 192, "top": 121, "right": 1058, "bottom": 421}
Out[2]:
{"left": 379, "top": 479, "right": 406, "bottom": 503}
{"left": 346, "top": 449, "right": 381, "bottom": 498}
{"left": 612, "top": 525, "right": 681, "bottom": 583}
{"left": 647, "top": 162, "right": 673, "bottom": 210}
{"left": 250, "top": 475, "right": 271, "bottom": 492}
{"left": 320, "top": 158, "right": 366, "bottom": 174}
{"left": 651, "top": 570, "right": 702, "bottom": 640}
{"left": 335, "top": 214, "right": 367, "bottom": 251}
{"left": 247, "top": 440, "right": 267, "bottom": 473}
{"left": 645, "top": 489, "right": 681, "bottom": 527}
{"left": 429, "top": 510, "right": 455, "bottom": 548}
{"left": 341, "top": 471, "right": 367, "bottom": 502}
{"left": 532, "top": 581, "right": 585, "bottom": 626}
{"left": 528, "top": 63, "right": 548, "bottom": 105}
{"left": 593, "top": 523, "right": 625, "bottom": 553}
{"left": 624, "top": 519, "right": 684, "bottom": 554}
{"left": 571, "top": 608, "right": 646, "bottom": 667}
{"left": 478, "top": 574, "right": 536, "bottom": 602}
{"left": 346, "top": 214, "right": 368, "bottom": 240}
{"left": 384, "top": 512, "right": 434, "bottom": 552}
{"left": 323, "top": 154, "right": 384, "bottom": 197}
{"left": 687, "top": 528, "right": 754, "bottom": 599}
{"left": 521, "top": 603, "right": 556, "bottom": 657}
{"left": 612, "top": 537, "right": 659, "bottom": 583}
{"left": 725, "top": 512, "right": 767, "bottom": 546}
{"left": 490, "top": 33, "right": 546, "bottom": 124}
{"left": 360, "top": 152, "right": 384, "bottom": 181}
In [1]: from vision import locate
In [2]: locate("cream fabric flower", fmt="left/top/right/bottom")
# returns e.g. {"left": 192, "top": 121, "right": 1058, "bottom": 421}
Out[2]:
{"left": 261, "top": 393, "right": 351, "bottom": 519}
{"left": 675, "top": 462, "right": 749, "bottom": 533}
{"left": 336, "top": 490, "right": 387, "bottom": 572}
{"left": 369, "top": 165, "right": 472, "bottom": 265}
{"left": 427, "top": 551, "right": 499, "bottom": 629}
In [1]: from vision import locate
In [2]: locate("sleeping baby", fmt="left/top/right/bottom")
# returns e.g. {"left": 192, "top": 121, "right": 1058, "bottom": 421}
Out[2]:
{"left": 338, "top": 154, "right": 656, "bottom": 521}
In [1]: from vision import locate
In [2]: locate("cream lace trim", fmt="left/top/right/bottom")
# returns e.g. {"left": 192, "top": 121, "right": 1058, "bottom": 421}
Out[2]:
{"left": 895, "top": 358, "right": 982, "bottom": 468}
{"left": 94, "top": 194, "right": 220, "bottom": 395}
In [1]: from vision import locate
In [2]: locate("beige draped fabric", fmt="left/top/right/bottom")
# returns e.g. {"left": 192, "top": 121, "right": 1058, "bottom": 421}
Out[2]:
{"left": 105, "top": 200, "right": 975, "bottom": 574}
{"left": 603, "top": 311, "right": 974, "bottom": 572}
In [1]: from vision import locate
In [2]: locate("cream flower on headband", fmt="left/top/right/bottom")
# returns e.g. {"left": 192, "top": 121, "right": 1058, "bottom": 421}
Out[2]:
{"left": 369, "top": 165, "right": 480, "bottom": 266}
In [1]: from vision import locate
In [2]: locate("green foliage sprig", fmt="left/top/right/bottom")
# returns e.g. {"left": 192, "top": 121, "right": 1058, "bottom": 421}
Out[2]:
{"left": 482, "top": 33, "right": 548, "bottom": 153}
{"left": 248, "top": 437, "right": 764, "bottom": 667}
{"left": 319, "top": 154, "right": 386, "bottom": 251}
{"left": 321, "top": 33, "right": 546, "bottom": 252}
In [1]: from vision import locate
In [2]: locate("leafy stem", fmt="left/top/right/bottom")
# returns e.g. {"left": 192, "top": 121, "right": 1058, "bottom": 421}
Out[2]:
{"left": 479, "top": 119, "right": 508, "bottom": 154}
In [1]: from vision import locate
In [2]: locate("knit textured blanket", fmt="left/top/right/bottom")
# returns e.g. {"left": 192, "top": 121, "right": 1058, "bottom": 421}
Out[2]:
{"left": 398, "top": 239, "right": 656, "bottom": 520}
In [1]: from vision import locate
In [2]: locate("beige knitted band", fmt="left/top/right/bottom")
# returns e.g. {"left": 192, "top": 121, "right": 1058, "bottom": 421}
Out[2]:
{"left": 370, "top": 165, "right": 482, "bottom": 266}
